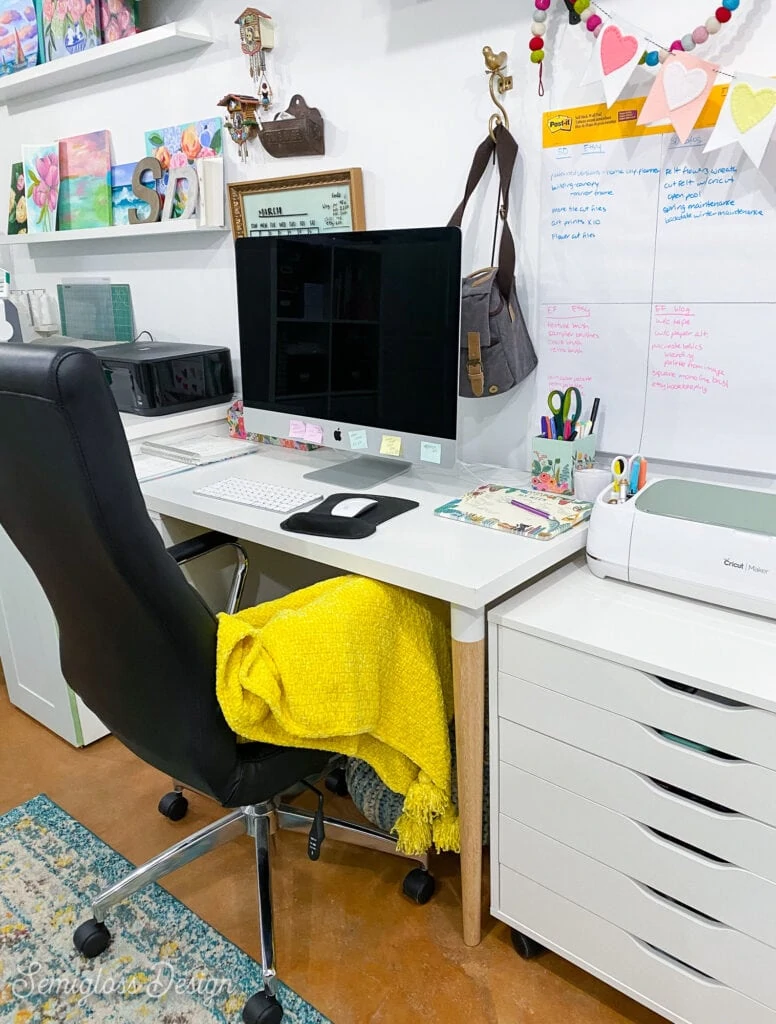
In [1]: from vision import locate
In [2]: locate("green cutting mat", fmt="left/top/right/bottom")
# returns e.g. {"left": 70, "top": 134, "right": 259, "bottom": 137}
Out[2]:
{"left": 57, "top": 283, "right": 135, "bottom": 342}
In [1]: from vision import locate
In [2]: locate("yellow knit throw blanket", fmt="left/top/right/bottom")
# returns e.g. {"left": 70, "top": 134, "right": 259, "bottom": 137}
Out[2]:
{"left": 216, "top": 576, "right": 458, "bottom": 856}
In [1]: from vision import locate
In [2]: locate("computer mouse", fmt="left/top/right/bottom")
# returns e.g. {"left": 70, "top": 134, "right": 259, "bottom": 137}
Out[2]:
{"left": 330, "top": 497, "right": 380, "bottom": 518}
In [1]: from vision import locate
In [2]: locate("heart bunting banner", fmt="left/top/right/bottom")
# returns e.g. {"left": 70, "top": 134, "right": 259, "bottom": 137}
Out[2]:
{"left": 705, "top": 74, "right": 776, "bottom": 168}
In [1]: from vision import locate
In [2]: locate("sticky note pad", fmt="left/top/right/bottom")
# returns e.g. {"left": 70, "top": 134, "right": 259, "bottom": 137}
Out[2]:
{"left": 303, "top": 423, "right": 324, "bottom": 445}
{"left": 380, "top": 435, "right": 402, "bottom": 457}
{"left": 289, "top": 419, "right": 306, "bottom": 440}
{"left": 349, "top": 430, "right": 368, "bottom": 451}
{"left": 420, "top": 441, "right": 442, "bottom": 465}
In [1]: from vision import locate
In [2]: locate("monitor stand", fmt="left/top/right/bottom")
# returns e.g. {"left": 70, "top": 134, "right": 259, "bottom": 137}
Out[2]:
{"left": 304, "top": 455, "right": 412, "bottom": 490}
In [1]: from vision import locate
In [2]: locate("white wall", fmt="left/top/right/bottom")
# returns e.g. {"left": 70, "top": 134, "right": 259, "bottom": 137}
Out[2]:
{"left": 1, "top": 0, "right": 775, "bottom": 468}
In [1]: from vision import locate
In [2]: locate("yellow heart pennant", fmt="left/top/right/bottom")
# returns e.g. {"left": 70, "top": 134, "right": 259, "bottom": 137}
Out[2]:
{"left": 731, "top": 83, "right": 776, "bottom": 134}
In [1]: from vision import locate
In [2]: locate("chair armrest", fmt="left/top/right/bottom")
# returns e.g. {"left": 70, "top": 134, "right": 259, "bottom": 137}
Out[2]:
{"left": 167, "top": 531, "right": 249, "bottom": 614}
{"left": 166, "top": 531, "right": 240, "bottom": 565}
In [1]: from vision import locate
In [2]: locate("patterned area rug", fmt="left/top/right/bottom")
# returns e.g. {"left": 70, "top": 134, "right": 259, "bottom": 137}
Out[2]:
{"left": 0, "top": 795, "right": 330, "bottom": 1023}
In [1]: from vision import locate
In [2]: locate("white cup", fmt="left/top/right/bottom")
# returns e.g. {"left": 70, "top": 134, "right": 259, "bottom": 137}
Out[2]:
{"left": 573, "top": 468, "right": 611, "bottom": 502}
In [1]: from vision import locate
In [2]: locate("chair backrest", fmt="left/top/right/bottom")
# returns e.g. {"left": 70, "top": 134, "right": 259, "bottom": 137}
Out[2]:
{"left": 0, "top": 345, "right": 241, "bottom": 801}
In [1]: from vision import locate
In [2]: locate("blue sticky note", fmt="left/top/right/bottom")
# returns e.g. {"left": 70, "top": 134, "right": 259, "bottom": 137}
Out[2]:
{"left": 420, "top": 441, "right": 442, "bottom": 465}
{"left": 349, "top": 430, "right": 368, "bottom": 451}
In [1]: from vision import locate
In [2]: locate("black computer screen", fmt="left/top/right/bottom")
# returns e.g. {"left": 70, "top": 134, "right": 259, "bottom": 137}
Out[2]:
{"left": 235, "top": 227, "right": 461, "bottom": 440}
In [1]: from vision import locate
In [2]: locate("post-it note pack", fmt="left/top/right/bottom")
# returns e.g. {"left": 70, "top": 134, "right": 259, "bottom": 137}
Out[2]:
{"left": 380, "top": 435, "right": 403, "bottom": 457}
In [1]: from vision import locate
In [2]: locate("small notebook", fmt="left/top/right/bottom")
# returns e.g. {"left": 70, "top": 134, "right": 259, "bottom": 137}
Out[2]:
{"left": 140, "top": 433, "right": 260, "bottom": 467}
{"left": 434, "top": 485, "right": 593, "bottom": 541}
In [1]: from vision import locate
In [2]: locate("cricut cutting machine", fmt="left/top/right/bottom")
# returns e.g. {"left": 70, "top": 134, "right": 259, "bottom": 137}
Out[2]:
{"left": 587, "top": 477, "right": 776, "bottom": 619}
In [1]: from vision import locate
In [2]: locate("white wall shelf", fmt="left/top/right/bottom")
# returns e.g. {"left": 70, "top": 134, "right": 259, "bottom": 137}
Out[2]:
{"left": 0, "top": 21, "right": 213, "bottom": 105}
{"left": 2, "top": 220, "right": 228, "bottom": 246}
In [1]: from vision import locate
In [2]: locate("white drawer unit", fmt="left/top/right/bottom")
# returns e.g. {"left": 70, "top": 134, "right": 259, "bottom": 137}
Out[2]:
{"left": 489, "top": 556, "right": 776, "bottom": 1024}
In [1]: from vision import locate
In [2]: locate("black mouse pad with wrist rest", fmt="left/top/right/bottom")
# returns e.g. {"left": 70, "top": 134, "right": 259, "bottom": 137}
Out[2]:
{"left": 280, "top": 493, "right": 420, "bottom": 539}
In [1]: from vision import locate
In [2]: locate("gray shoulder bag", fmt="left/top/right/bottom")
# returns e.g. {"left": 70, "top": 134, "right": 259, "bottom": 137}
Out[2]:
{"left": 449, "top": 125, "right": 537, "bottom": 398}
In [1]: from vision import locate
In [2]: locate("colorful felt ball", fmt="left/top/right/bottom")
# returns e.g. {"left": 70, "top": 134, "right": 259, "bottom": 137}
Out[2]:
{"left": 692, "top": 25, "right": 709, "bottom": 44}
{"left": 670, "top": 39, "right": 683, "bottom": 51}
{"left": 681, "top": 33, "right": 696, "bottom": 50}
{"left": 573, "top": 0, "right": 590, "bottom": 11}
{"left": 722, "top": 0, "right": 739, "bottom": 9}
{"left": 658, "top": 48, "right": 669, "bottom": 62}
{"left": 530, "top": 49, "right": 545, "bottom": 63}
{"left": 638, "top": 51, "right": 647, "bottom": 64}
{"left": 586, "top": 13, "right": 601, "bottom": 31}
{"left": 531, "top": 21, "right": 545, "bottom": 35}
{"left": 645, "top": 50, "right": 660, "bottom": 66}
{"left": 529, "top": 36, "right": 544, "bottom": 50}
{"left": 533, "top": 8, "right": 547, "bottom": 20}
{"left": 715, "top": 6, "right": 732, "bottom": 21}
{"left": 535, "top": 0, "right": 551, "bottom": 10}
{"left": 706, "top": 15, "right": 721, "bottom": 32}
{"left": 580, "top": 8, "right": 592, "bottom": 21}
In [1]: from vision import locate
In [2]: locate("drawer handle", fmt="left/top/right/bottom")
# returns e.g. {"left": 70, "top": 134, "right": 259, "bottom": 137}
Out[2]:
{"left": 654, "top": 677, "right": 748, "bottom": 709}
{"left": 633, "top": 880, "right": 726, "bottom": 929}
{"left": 645, "top": 725, "right": 741, "bottom": 762}
{"left": 631, "top": 937, "right": 722, "bottom": 985}
{"left": 641, "top": 775, "right": 737, "bottom": 816}
{"left": 634, "top": 820, "right": 729, "bottom": 865}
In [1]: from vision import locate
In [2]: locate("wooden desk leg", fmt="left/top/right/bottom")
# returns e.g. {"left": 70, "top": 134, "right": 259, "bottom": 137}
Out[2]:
{"left": 451, "top": 604, "right": 485, "bottom": 947}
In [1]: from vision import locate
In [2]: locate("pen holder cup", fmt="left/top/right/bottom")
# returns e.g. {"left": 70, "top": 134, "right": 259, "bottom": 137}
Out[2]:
{"left": 531, "top": 435, "right": 596, "bottom": 495}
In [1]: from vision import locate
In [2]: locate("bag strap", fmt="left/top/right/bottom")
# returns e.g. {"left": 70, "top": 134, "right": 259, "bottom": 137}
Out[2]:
{"left": 449, "top": 126, "right": 519, "bottom": 300}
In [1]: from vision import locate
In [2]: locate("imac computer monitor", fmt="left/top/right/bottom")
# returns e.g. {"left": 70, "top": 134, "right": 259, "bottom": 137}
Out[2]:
{"left": 235, "top": 226, "right": 462, "bottom": 489}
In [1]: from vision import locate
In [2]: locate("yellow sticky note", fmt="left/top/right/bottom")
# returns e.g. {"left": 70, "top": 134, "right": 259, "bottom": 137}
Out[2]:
{"left": 380, "top": 435, "right": 402, "bottom": 457}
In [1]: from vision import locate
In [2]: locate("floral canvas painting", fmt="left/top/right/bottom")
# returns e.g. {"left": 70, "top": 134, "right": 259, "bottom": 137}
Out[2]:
{"left": 145, "top": 118, "right": 222, "bottom": 217}
{"left": 7, "top": 161, "right": 27, "bottom": 234}
{"left": 0, "top": 2, "right": 39, "bottom": 76}
{"left": 58, "top": 130, "right": 112, "bottom": 230}
{"left": 99, "top": 0, "right": 137, "bottom": 42}
{"left": 22, "top": 144, "right": 59, "bottom": 234}
{"left": 41, "top": 0, "right": 100, "bottom": 62}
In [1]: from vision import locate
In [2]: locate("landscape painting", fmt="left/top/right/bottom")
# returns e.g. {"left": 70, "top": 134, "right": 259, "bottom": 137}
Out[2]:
{"left": 22, "top": 143, "right": 59, "bottom": 234}
{"left": 59, "top": 130, "right": 112, "bottom": 231}
{"left": 111, "top": 160, "right": 157, "bottom": 225}
{"left": 145, "top": 118, "right": 222, "bottom": 217}
{"left": 0, "top": 2, "right": 39, "bottom": 76}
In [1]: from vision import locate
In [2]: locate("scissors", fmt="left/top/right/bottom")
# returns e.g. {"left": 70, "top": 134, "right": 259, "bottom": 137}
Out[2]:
{"left": 547, "top": 387, "right": 582, "bottom": 437}
{"left": 611, "top": 454, "right": 644, "bottom": 502}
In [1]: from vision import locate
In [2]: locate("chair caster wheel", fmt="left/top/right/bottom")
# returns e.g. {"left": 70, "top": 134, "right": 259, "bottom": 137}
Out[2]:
{"left": 243, "top": 990, "right": 284, "bottom": 1024}
{"left": 510, "top": 929, "right": 546, "bottom": 960}
{"left": 402, "top": 867, "right": 435, "bottom": 905}
{"left": 73, "top": 919, "right": 111, "bottom": 958}
{"left": 158, "top": 791, "right": 188, "bottom": 821}
{"left": 324, "top": 767, "right": 349, "bottom": 797}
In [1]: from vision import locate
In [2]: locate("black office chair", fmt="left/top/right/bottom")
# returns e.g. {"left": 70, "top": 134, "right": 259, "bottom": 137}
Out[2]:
{"left": 0, "top": 345, "right": 432, "bottom": 1024}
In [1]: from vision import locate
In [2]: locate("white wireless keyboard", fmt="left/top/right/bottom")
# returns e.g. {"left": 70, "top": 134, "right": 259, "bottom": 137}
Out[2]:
{"left": 195, "top": 477, "right": 322, "bottom": 514}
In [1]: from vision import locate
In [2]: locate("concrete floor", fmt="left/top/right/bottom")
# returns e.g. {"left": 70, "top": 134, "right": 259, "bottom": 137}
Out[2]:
{"left": 0, "top": 680, "right": 662, "bottom": 1024}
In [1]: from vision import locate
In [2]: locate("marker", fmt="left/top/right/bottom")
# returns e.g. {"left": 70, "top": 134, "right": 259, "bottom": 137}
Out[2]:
{"left": 589, "top": 397, "right": 600, "bottom": 433}
{"left": 638, "top": 457, "right": 648, "bottom": 491}
{"left": 511, "top": 499, "right": 551, "bottom": 520}
{"left": 629, "top": 457, "right": 641, "bottom": 496}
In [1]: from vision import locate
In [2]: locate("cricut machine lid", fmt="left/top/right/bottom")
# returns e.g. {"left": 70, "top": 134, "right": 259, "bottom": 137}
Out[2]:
{"left": 635, "top": 479, "right": 776, "bottom": 538}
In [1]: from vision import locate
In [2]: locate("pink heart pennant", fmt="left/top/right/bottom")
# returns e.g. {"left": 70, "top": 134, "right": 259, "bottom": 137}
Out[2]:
{"left": 600, "top": 25, "right": 639, "bottom": 77}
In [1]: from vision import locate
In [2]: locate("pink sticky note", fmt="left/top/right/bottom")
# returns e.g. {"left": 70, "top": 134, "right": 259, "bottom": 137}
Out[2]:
{"left": 303, "top": 423, "right": 324, "bottom": 445}
{"left": 289, "top": 420, "right": 306, "bottom": 440}
{"left": 638, "top": 52, "right": 718, "bottom": 144}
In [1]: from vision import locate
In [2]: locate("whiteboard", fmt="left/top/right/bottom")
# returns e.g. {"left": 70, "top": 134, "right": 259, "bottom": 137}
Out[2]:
{"left": 538, "top": 92, "right": 776, "bottom": 474}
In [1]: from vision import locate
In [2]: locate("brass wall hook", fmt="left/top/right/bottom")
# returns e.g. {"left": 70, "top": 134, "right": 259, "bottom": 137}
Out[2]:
{"left": 482, "top": 46, "right": 513, "bottom": 141}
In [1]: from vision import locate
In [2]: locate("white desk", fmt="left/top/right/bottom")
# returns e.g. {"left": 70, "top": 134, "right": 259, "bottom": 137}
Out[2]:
{"left": 141, "top": 443, "right": 588, "bottom": 946}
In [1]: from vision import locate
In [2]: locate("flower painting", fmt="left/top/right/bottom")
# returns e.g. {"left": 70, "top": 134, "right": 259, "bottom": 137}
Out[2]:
{"left": 144, "top": 118, "right": 223, "bottom": 218}
{"left": 99, "top": 0, "right": 137, "bottom": 42}
{"left": 22, "top": 144, "right": 59, "bottom": 233}
{"left": 8, "top": 161, "right": 27, "bottom": 234}
{"left": 0, "top": 2, "right": 39, "bottom": 76}
{"left": 41, "top": 0, "right": 100, "bottom": 63}
{"left": 58, "top": 130, "right": 112, "bottom": 230}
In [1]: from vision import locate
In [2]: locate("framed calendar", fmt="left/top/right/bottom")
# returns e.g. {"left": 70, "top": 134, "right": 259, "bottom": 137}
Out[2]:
{"left": 228, "top": 168, "right": 365, "bottom": 239}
